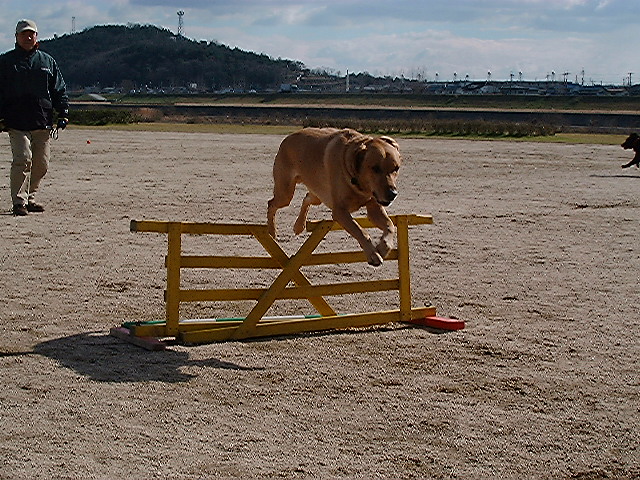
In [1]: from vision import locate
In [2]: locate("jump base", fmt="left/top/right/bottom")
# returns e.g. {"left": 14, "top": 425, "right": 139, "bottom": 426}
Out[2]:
{"left": 115, "top": 214, "right": 460, "bottom": 345}
{"left": 109, "top": 327, "right": 167, "bottom": 351}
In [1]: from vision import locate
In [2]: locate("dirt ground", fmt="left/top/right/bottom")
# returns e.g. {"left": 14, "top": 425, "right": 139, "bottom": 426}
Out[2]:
{"left": 0, "top": 128, "right": 638, "bottom": 480}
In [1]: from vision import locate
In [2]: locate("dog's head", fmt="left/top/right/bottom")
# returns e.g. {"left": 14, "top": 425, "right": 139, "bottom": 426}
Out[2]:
{"left": 621, "top": 133, "right": 640, "bottom": 150}
{"left": 348, "top": 136, "right": 401, "bottom": 206}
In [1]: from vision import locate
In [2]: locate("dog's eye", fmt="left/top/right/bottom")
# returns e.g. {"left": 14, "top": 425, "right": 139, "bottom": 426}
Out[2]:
{"left": 372, "top": 165, "right": 382, "bottom": 174}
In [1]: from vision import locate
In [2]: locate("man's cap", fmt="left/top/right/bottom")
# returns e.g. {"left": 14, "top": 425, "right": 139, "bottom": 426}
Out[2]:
{"left": 16, "top": 19, "right": 38, "bottom": 34}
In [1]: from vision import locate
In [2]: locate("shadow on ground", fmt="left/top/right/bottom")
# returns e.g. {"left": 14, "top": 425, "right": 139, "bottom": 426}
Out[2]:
{"left": 33, "top": 331, "right": 261, "bottom": 383}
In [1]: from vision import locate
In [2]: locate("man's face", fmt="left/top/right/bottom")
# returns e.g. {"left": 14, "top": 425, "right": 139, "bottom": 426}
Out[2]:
{"left": 16, "top": 30, "right": 37, "bottom": 51}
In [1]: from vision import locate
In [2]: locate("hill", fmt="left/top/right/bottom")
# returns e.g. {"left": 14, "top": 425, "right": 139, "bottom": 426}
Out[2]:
{"left": 39, "top": 24, "right": 306, "bottom": 92}
{"left": 35, "top": 24, "right": 640, "bottom": 105}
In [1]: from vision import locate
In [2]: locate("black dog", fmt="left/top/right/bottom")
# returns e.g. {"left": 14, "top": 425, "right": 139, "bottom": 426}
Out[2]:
{"left": 621, "top": 133, "right": 640, "bottom": 168}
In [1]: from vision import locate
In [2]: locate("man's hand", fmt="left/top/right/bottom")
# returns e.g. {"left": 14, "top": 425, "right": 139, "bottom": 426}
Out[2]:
{"left": 57, "top": 118, "right": 68, "bottom": 130}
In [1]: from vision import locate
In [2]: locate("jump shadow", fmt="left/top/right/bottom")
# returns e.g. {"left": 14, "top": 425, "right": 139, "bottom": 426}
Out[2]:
{"left": 31, "top": 322, "right": 455, "bottom": 383}
{"left": 242, "top": 322, "right": 457, "bottom": 344}
{"left": 33, "top": 331, "right": 261, "bottom": 383}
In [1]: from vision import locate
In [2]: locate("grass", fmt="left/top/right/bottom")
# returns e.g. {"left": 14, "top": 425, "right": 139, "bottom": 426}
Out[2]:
{"left": 92, "top": 93, "right": 640, "bottom": 113}
{"left": 517, "top": 133, "right": 624, "bottom": 145}
{"left": 71, "top": 122, "right": 627, "bottom": 145}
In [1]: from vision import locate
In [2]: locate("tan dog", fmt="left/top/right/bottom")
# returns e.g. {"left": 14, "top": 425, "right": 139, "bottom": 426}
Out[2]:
{"left": 267, "top": 127, "right": 401, "bottom": 266}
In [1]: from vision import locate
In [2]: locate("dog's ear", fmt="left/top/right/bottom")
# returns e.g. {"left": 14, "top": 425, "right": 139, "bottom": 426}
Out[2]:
{"left": 379, "top": 136, "right": 399, "bottom": 151}
{"left": 354, "top": 144, "right": 367, "bottom": 172}
{"left": 345, "top": 142, "right": 367, "bottom": 185}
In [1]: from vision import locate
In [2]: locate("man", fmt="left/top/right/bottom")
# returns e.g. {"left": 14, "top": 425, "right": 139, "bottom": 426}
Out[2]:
{"left": 0, "top": 19, "right": 69, "bottom": 216}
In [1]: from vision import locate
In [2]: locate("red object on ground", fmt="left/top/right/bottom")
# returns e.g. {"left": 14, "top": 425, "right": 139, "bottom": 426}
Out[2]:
{"left": 410, "top": 316, "right": 465, "bottom": 330}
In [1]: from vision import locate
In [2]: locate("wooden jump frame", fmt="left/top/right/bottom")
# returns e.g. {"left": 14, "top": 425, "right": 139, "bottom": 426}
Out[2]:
{"left": 123, "top": 214, "right": 436, "bottom": 344}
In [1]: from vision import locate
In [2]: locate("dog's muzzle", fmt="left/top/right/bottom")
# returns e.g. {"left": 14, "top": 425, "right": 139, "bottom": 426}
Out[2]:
{"left": 376, "top": 189, "right": 398, "bottom": 207}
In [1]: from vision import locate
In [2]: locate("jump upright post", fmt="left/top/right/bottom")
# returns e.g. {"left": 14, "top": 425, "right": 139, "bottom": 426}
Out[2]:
{"left": 122, "top": 214, "right": 436, "bottom": 345}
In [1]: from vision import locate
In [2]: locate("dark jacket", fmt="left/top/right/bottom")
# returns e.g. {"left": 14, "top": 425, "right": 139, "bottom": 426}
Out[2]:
{"left": 0, "top": 44, "right": 69, "bottom": 131}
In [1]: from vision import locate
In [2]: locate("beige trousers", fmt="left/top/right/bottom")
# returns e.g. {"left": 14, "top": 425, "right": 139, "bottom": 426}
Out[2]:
{"left": 8, "top": 129, "right": 50, "bottom": 206}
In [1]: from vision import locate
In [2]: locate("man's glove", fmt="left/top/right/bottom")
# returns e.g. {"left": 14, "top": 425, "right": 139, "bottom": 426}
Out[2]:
{"left": 57, "top": 118, "right": 68, "bottom": 130}
{"left": 0, "top": 118, "right": 6, "bottom": 132}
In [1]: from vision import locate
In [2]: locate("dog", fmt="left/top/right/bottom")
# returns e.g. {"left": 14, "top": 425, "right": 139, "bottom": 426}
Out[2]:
{"left": 621, "top": 133, "right": 640, "bottom": 168}
{"left": 267, "top": 127, "right": 401, "bottom": 267}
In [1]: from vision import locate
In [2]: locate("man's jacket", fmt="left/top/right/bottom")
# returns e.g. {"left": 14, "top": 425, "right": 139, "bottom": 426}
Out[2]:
{"left": 0, "top": 44, "right": 69, "bottom": 131}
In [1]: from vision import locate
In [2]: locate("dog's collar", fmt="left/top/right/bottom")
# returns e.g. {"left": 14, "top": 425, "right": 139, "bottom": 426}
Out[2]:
{"left": 350, "top": 176, "right": 367, "bottom": 194}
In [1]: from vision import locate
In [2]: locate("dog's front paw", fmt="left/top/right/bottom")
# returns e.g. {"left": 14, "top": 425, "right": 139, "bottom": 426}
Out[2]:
{"left": 367, "top": 251, "right": 383, "bottom": 267}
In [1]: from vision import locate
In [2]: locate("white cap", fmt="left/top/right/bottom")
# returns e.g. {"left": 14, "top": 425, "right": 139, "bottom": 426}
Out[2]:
{"left": 16, "top": 19, "right": 38, "bottom": 34}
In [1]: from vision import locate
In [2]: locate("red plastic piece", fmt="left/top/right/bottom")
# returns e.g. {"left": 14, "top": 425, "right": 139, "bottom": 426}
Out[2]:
{"left": 411, "top": 316, "right": 465, "bottom": 330}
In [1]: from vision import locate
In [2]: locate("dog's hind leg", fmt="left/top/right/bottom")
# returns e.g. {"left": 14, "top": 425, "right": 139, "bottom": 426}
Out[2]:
{"left": 267, "top": 161, "right": 298, "bottom": 238}
{"left": 294, "top": 192, "right": 321, "bottom": 235}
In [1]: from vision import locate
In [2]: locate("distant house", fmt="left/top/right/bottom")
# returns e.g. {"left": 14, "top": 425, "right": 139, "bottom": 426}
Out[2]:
{"left": 279, "top": 83, "right": 298, "bottom": 93}
{"left": 478, "top": 84, "right": 500, "bottom": 94}
{"left": 577, "top": 85, "right": 608, "bottom": 96}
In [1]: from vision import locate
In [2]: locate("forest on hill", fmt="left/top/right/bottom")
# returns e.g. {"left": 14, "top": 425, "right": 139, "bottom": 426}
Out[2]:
{"left": 39, "top": 24, "right": 308, "bottom": 92}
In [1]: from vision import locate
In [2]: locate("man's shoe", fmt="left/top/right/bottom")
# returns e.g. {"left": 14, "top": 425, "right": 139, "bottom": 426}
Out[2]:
{"left": 27, "top": 202, "right": 44, "bottom": 213}
{"left": 12, "top": 204, "right": 28, "bottom": 216}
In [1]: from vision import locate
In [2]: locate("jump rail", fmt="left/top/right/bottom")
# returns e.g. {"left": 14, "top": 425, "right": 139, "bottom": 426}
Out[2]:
{"left": 122, "top": 214, "right": 435, "bottom": 344}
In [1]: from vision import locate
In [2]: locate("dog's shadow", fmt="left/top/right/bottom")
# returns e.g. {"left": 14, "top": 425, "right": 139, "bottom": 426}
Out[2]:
{"left": 590, "top": 173, "right": 640, "bottom": 179}
{"left": 32, "top": 331, "right": 261, "bottom": 383}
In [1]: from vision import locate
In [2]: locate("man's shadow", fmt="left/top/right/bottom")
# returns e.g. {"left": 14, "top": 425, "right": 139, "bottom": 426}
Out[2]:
{"left": 33, "top": 331, "right": 261, "bottom": 383}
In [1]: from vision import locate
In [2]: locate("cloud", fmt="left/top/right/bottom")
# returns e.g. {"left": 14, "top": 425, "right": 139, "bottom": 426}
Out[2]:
{"left": 0, "top": 0, "right": 636, "bottom": 84}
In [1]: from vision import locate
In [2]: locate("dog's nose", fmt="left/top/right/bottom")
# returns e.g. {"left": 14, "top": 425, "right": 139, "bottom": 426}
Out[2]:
{"left": 375, "top": 189, "right": 398, "bottom": 206}
{"left": 379, "top": 189, "right": 398, "bottom": 206}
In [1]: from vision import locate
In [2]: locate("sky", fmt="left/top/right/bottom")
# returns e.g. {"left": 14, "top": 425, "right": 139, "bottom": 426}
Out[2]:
{"left": 0, "top": 0, "right": 638, "bottom": 85}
